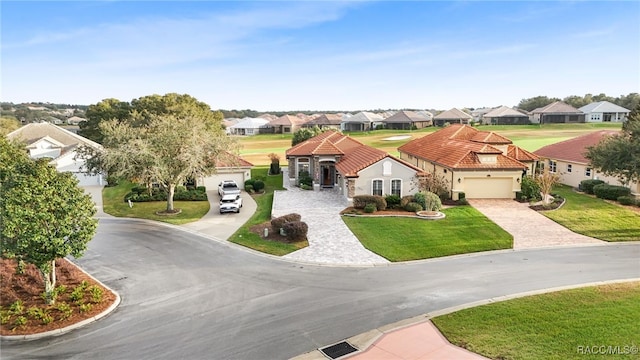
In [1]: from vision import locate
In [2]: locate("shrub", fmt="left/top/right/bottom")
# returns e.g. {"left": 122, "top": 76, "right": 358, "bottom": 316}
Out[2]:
{"left": 79, "top": 303, "right": 93, "bottom": 313}
{"left": 55, "top": 302, "right": 73, "bottom": 320}
{"left": 457, "top": 198, "right": 469, "bottom": 205}
{"left": 70, "top": 286, "right": 84, "bottom": 303}
{"left": 413, "top": 192, "right": 426, "bottom": 210}
{"left": 363, "top": 203, "right": 377, "bottom": 213}
{"left": 271, "top": 213, "right": 302, "bottom": 233}
{"left": 458, "top": 192, "right": 466, "bottom": 200}
{"left": 13, "top": 316, "right": 27, "bottom": 329}
{"left": 580, "top": 179, "right": 606, "bottom": 194}
{"left": 244, "top": 179, "right": 255, "bottom": 189}
{"left": 617, "top": 196, "right": 636, "bottom": 206}
{"left": 9, "top": 300, "right": 24, "bottom": 315}
{"left": 106, "top": 175, "right": 121, "bottom": 187}
{"left": 400, "top": 195, "right": 415, "bottom": 207}
{"left": 300, "top": 184, "right": 312, "bottom": 190}
{"left": 404, "top": 202, "right": 423, "bottom": 212}
{"left": 253, "top": 180, "right": 265, "bottom": 192}
{"left": 90, "top": 285, "right": 104, "bottom": 303}
{"left": 298, "top": 171, "right": 312, "bottom": 187}
{"left": 352, "top": 195, "right": 387, "bottom": 210}
{"left": 245, "top": 184, "right": 254, "bottom": 193}
{"left": 593, "top": 184, "right": 631, "bottom": 200}
{"left": 422, "top": 192, "right": 442, "bottom": 211}
{"left": 282, "top": 221, "right": 308, "bottom": 242}
{"left": 521, "top": 176, "right": 541, "bottom": 200}
{"left": 385, "top": 194, "right": 401, "bottom": 209}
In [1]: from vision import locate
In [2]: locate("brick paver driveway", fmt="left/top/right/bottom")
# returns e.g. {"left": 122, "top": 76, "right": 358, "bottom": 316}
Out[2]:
{"left": 468, "top": 199, "right": 605, "bottom": 249}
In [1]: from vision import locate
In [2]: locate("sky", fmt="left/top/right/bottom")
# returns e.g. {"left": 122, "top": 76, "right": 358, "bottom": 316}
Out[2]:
{"left": 1, "top": 1, "right": 639, "bottom": 112}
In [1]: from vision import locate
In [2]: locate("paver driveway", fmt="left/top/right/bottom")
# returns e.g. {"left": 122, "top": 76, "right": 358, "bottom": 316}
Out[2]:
{"left": 468, "top": 199, "right": 605, "bottom": 249}
{"left": 272, "top": 170, "right": 389, "bottom": 265}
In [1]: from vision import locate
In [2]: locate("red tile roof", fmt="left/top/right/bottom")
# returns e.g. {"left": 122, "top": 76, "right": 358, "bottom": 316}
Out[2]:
{"left": 533, "top": 130, "right": 619, "bottom": 164}
{"left": 507, "top": 145, "right": 539, "bottom": 162}
{"left": 214, "top": 151, "right": 254, "bottom": 168}
{"left": 287, "top": 130, "right": 425, "bottom": 177}
{"left": 470, "top": 131, "right": 512, "bottom": 145}
{"left": 398, "top": 124, "right": 528, "bottom": 170}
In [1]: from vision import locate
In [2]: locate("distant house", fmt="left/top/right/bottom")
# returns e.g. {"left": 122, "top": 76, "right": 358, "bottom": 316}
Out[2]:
{"left": 269, "top": 115, "right": 308, "bottom": 134}
{"left": 533, "top": 130, "right": 638, "bottom": 196}
{"left": 227, "top": 117, "right": 272, "bottom": 136}
{"left": 67, "top": 116, "right": 87, "bottom": 125}
{"left": 433, "top": 108, "right": 472, "bottom": 126}
{"left": 381, "top": 110, "right": 432, "bottom": 130}
{"left": 341, "top": 112, "right": 384, "bottom": 131}
{"left": 285, "top": 130, "right": 425, "bottom": 200}
{"left": 579, "top": 101, "right": 630, "bottom": 123}
{"left": 482, "top": 106, "right": 530, "bottom": 125}
{"left": 398, "top": 124, "right": 538, "bottom": 200}
{"left": 7, "top": 122, "right": 105, "bottom": 186}
{"left": 302, "top": 114, "right": 342, "bottom": 130}
{"left": 471, "top": 107, "right": 493, "bottom": 123}
{"left": 531, "top": 101, "right": 585, "bottom": 124}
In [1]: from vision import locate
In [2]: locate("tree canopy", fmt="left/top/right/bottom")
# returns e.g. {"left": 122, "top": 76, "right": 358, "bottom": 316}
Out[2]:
{"left": 97, "top": 94, "right": 238, "bottom": 212}
{"left": 291, "top": 126, "right": 326, "bottom": 146}
{"left": 585, "top": 103, "right": 640, "bottom": 186}
{"left": 0, "top": 138, "right": 97, "bottom": 304}
{"left": 517, "top": 92, "right": 639, "bottom": 112}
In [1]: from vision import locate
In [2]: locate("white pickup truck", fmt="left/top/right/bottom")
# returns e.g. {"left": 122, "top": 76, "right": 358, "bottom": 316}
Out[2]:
{"left": 218, "top": 180, "right": 241, "bottom": 197}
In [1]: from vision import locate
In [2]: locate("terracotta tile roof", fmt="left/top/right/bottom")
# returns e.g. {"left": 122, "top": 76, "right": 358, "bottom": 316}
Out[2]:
{"left": 398, "top": 124, "right": 527, "bottom": 170}
{"left": 532, "top": 101, "right": 583, "bottom": 114}
{"left": 470, "top": 131, "right": 512, "bottom": 144}
{"left": 287, "top": 130, "right": 424, "bottom": 177}
{"left": 533, "top": 130, "right": 619, "bottom": 164}
{"left": 507, "top": 145, "right": 539, "bottom": 162}
{"left": 434, "top": 108, "right": 473, "bottom": 120}
{"left": 213, "top": 152, "right": 254, "bottom": 168}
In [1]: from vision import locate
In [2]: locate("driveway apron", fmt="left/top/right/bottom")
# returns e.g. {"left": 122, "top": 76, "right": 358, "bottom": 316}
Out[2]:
{"left": 468, "top": 199, "right": 605, "bottom": 249}
{"left": 273, "top": 170, "right": 389, "bottom": 265}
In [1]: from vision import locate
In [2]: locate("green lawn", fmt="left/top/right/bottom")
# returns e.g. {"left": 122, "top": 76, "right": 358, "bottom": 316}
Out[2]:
{"left": 228, "top": 167, "right": 308, "bottom": 256}
{"left": 543, "top": 185, "right": 640, "bottom": 241}
{"left": 342, "top": 206, "right": 513, "bottom": 261}
{"left": 433, "top": 282, "right": 640, "bottom": 360}
{"left": 102, "top": 180, "right": 210, "bottom": 225}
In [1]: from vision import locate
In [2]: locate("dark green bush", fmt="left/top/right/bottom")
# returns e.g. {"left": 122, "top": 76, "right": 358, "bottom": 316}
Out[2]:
{"left": 298, "top": 171, "right": 312, "bottom": 187}
{"left": 593, "top": 184, "right": 631, "bottom": 200}
{"left": 413, "top": 192, "right": 426, "bottom": 210}
{"left": 617, "top": 196, "right": 636, "bottom": 206}
{"left": 580, "top": 179, "right": 605, "bottom": 194}
{"left": 353, "top": 195, "right": 387, "bottom": 210}
{"left": 196, "top": 186, "right": 206, "bottom": 192}
{"left": 245, "top": 184, "right": 254, "bottom": 193}
{"left": 385, "top": 194, "right": 401, "bottom": 209}
{"left": 521, "top": 176, "right": 541, "bottom": 200}
{"left": 253, "top": 180, "right": 265, "bottom": 192}
{"left": 106, "top": 175, "right": 121, "bottom": 187}
{"left": 244, "top": 179, "right": 255, "bottom": 189}
{"left": 124, "top": 187, "right": 207, "bottom": 202}
{"left": 271, "top": 213, "right": 302, "bottom": 233}
{"left": 363, "top": 203, "right": 377, "bottom": 213}
{"left": 282, "top": 221, "right": 308, "bottom": 242}
{"left": 404, "top": 202, "right": 423, "bottom": 212}
{"left": 458, "top": 192, "right": 466, "bottom": 200}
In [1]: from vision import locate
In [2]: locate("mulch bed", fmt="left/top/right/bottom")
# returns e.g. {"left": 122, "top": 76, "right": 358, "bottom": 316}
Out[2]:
{"left": 0, "top": 258, "right": 117, "bottom": 336}
{"left": 340, "top": 207, "right": 422, "bottom": 216}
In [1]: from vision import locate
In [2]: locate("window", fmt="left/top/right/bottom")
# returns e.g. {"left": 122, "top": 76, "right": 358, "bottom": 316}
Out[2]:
{"left": 586, "top": 167, "right": 592, "bottom": 177}
{"left": 391, "top": 179, "right": 402, "bottom": 197}
{"left": 297, "top": 158, "right": 310, "bottom": 177}
{"left": 372, "top": 179, "right": 383, "bottom": 196}
{"left": 566, "top": 164, "right": 572, "bottom": 173}
{"left": 549, "top": 160, "right": 557, "bottom": 173}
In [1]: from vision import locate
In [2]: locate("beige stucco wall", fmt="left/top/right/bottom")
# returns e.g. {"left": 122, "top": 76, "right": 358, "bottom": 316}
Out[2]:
{"left": 352, "top": 157, "right": 420, "bottom": 198}
{"left": 541, "top": 158, "right": 639, "bottom": 195}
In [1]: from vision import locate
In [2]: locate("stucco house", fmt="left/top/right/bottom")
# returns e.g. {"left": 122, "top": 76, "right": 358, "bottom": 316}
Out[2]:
{"left": 269, "top": 115, "right": 308, "bottom": 134}
{"left": 286, "top": 131, "right": 426, "bottom": 200}
{"left": 433, "top": 108, "right": 472, "bottom": 126}
{"left": 398, "top": 124, "right": 538, "bottom": 200}
{"left": 531, "top": 101, "right": 585, "bottom": 124}
{"left": 482, "top": 106, "right": 530, "bottom": 125}
{"left": 579, "top": 101, "right": 630, "bottom": 123}
{"left": 533, "top": 130, "right": 639, "bottom": 195}
{"left": 381, "top": 110, "right": 432, "bottom": 130}
{"left": 341, "top": 112, "right": 384, "bottom": 132}
{"left": 227, "top": 117, "right": 272, "bottom": 136}
{"left": 197, "top": 154, "right": 254, "bottom": 191}
{"left": 7, "top": 122, "right": 105, "bottom": 186}
{"left": 302, "top": 114, "right": 343, "bottom": 130}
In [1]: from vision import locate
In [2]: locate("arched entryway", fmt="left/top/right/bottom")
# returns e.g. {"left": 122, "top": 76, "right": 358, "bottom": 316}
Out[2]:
{"left": 319, "top": 161, "right": 336, "bottom": 188}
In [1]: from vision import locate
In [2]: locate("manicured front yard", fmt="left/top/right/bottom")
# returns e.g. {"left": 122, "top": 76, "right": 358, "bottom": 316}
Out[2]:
{"left": 228, "top": 167, "right": 308, "bottom": 256}
{"left": 102, "top": 180, "right": 210, "bottom": 225}
{"left": 432, "top": 281, "right": 640, "bottom": 360}
{"left": 543, "top": 185, "right": 640, "bottom": 241}
{"left": 342, "top": 206, "right": 513, "bottom": 261}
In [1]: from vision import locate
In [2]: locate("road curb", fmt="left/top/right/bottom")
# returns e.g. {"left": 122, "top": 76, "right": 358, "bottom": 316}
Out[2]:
{"left": 1, "top": 259, "right": 122, "bottom": 341}
{"left": 291, "top": 278, "right": 640, "bottom": 360}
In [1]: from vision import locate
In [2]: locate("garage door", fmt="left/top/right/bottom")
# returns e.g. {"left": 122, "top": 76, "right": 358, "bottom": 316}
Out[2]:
{"left": 203, "top": 172, "right": 247, "bottom": 193}
{"left": 464, "top": 177, "right": 514, "bottom": 199}
{"left": 73, "top": 172, "right": 104, "bottom": 186}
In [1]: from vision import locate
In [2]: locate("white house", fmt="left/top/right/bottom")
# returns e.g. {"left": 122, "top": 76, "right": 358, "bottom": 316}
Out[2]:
{"left": 579, "top": 101, "right": 630, "bottom": 123}
{"left": 227, "top": 117, "right": 271, "bottom": 136}
{"left": 7, "top": 122, "right": 105, "bottom": 186}
{"left": 341, "top": 112, "right": 384, "bottom": 132}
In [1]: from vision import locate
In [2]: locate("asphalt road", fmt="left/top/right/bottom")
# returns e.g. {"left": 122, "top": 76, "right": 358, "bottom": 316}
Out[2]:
{"left": 2, "top": 218, "right": 639, "bottom": 360}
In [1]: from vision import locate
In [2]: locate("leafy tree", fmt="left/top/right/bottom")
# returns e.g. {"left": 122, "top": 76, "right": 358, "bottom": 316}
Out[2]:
{"left": 79, "top": 98, "right": 132, "bottom": 143}
{"left": 517, "top": 96, "right": 560, "bottom": 112}
{"left": 586, "top": 103, "right": 640, "bottom": 186}
{"left": 291, "top": 126, "right": 325, "bottom": 146}
{"left": 99, "top": 110, "right": 238, "bottom": 212}
{"left": 0, "top": 138, "right": 97, "bottom": 304}
{"left": 413, "top": 171, "right": 450, "bottom": 198}
{"left": 0, "top": 116, "right": 20, "bottom": 135}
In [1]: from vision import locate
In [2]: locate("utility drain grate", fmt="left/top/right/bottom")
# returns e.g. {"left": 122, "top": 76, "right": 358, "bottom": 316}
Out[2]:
{"left": 320, "top": 341, "right": 358, "bottom": 359}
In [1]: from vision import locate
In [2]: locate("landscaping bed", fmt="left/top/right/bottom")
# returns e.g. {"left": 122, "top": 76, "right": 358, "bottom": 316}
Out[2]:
{"left": 1, "top": 258, "right": 117, "bottom": 336}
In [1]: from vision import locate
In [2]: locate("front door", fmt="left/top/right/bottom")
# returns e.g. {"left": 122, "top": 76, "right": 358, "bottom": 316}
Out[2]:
{"left": 321, "top": 165, "right": 335, "bottom": 187}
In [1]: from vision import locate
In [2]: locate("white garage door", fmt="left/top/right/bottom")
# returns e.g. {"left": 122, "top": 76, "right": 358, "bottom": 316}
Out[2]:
{"left": 203, "top": 172, "right": 247, "bottom": 193}
{"left": 464, "top": 177, "right": 514, "bottom": 199}
{"left": 73, "top": 172, "right": 104, "bottom": 186}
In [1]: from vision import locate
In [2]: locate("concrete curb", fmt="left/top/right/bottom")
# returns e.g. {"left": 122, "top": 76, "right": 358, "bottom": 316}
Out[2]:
{"left": 291, "top": 278, "right": 640, "bottom": 360}
{"left": 1, "top": 259, "right": 122, "bottom": 341}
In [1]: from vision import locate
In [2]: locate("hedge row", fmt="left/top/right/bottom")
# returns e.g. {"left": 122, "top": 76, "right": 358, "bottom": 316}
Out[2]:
{"left": 593, "top": 184, "right": 631, "bottom": 200}
{"left": 580, "top": 179, "right": 605, "bottom": 195}
{"left": 353, "top": 195, "right": 387, "bottom": 210}
{"left": 124, "top": 186, "right": 208, "bottom": 202}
